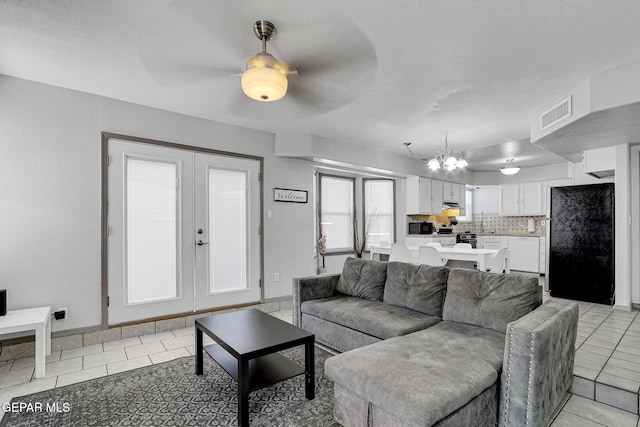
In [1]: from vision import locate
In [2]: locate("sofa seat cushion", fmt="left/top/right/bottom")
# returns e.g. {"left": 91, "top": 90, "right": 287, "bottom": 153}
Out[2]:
{"left": 324, "top": 321, "right": 506, "bottom": 426}
{"left": 443, "top": 268, "right": 542, "bottom": 333}
{"left": 301, "top": 296, "right": 440, "bottom": 340}
{"left": 383, "top": 262, "right": 449, "bottom": 317}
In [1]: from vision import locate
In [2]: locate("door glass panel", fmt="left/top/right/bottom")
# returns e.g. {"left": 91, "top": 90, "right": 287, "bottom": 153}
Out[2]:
{"left": 126, "top": 158, "right": 178, "bottom": 303}
{"left": 208, "top": 168, "right": 247, "bottom": 293}
{"left": 364, "top": 180, "right": 394, "bottom": 248}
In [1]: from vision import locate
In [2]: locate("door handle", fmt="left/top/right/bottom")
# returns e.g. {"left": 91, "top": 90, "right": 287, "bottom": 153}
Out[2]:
{"left": 196, "top": 240, "right": 209, "bottom": 246}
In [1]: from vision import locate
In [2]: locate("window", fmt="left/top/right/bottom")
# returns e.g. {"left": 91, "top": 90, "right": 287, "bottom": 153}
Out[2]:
{"left": 364, "top": 179, "right": 395, "bottom": 249}
{"left": 319, "top": 175, "right": 354, "bottom": 252}
{"left": 458, "top": 186, "right": 473, "bottom": 222}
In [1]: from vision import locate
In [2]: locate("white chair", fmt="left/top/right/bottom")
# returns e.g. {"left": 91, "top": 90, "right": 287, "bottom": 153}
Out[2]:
{"left": 417, "top": 246, "right": 446, "bottom": 266}
{"left": 425, "top": 242, "right": 441, "bottom": 249}
{"left": 389, "top": 243, "right": 413, "bottom": 263}
{"left": 489, "top": 247, "right": 508, "bottom": 273}
{"left": 453, "top": 243, "right": 472, "bottom": 249}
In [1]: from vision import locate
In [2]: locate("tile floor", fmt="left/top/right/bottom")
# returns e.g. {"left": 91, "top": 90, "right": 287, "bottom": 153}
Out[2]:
{"left": 0, "top": 305, "right": 639, "bottom": 426}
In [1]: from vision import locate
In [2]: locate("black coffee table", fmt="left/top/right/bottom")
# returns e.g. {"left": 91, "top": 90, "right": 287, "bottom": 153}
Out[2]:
{"left": 195, "top": 308, "right": 315, "bottom": 426}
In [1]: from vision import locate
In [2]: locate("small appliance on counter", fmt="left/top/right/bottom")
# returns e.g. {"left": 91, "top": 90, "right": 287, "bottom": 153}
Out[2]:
{"left": 456, "top": 232, "right": 477, "bottom": 248}
{"left": 408, "top": 221, "right": 433, "bottom": 235}
{"left": 436, "top": 226, "right": 453, "bottom": 234}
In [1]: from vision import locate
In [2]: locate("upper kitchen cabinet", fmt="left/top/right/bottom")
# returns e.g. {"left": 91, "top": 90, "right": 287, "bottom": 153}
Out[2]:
{"left": 443, "top": 182, "right": 464, "bottom": 204}
{"left": 406, "top": 176, "right": 443, "bottom": 215}
{"left": 499, "top": 182, "right": 544, "bottom": 216}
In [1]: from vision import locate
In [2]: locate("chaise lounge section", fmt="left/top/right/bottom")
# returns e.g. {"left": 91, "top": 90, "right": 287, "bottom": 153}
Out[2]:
{"left": 293, "top": 257, "right": 578, "bottom": 426}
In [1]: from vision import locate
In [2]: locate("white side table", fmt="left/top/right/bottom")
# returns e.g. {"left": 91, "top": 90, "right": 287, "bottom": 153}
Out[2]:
{"left": 0, "top": 307, "right": 51, "bottom": 378}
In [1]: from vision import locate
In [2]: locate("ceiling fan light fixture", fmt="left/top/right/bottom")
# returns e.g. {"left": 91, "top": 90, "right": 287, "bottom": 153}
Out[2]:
{"left": 500, "top": 159, "right": 520, "bottom": 175}
{"left": 241, "top": 21, "right": 289, "bottom": 102}
{"left": 241, "top": 55, "right": 288, "bottom": 102}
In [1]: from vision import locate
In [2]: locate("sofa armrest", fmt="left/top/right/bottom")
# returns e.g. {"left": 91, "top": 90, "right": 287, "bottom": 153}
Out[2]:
{"left": 499, "top": 299, "right": 578, "bottom": 427}
{"left": 292, "top": 274, "right": 340, "bottom": 327}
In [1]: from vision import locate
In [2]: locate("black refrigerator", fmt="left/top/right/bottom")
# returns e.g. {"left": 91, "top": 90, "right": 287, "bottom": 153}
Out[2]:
{"left": 548, "top": 183, "right": 615, "bottom": 305}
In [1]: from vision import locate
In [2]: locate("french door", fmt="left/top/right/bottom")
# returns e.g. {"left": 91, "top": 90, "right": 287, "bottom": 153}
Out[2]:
{"left": 106, "top": 138, "right": 262, "bottom": 325}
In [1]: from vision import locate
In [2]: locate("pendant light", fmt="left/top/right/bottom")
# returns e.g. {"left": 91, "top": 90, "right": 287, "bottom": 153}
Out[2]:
{"left": 500, "top": 159, "right": 520, "bottom": 175}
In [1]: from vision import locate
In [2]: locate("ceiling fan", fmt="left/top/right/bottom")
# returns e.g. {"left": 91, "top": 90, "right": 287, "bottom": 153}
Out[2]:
{"left": 137, "top": 2, "right": 377, "bottom": 119}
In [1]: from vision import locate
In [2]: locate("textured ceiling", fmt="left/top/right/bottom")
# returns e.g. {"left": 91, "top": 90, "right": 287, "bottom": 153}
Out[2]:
{"left": 1, "top": 0, "right": 640, "bottom": 171}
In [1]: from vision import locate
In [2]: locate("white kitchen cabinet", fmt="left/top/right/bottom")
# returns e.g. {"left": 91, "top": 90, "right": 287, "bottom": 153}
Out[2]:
{"left": 499, "top": 182, "right": 544, "bottom": 216}
{"left": 432, "top": 180, "right": 444, "bottom": 211}
{"left": 499, "top": 185, "right": 520, "bottom": 216}
{"left": 406, "top": 235, "right": 456, "bottom": 247}
{"left": 406, "top": 176, "right": 443, "bottom": 215}
{"left": 477, "top": 235, "right": 509, "bottom": 250}
{"left": 582, "top": 147, "right": 615, "bottom": 178}
{"left": 443, "top": 182, "right": 463, "bottom": 203}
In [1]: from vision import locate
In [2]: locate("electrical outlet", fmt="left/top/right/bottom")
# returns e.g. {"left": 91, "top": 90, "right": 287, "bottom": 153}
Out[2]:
{"left": 274, "top": 273, "right": 280, "bottom": 282}
{"left": 54, "top": 307, "right": 67, "bottom": 320}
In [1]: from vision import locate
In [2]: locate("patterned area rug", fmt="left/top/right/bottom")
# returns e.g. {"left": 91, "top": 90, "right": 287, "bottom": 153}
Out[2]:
{"left": 1, "top": 346, "right": 338, "bottom": 426}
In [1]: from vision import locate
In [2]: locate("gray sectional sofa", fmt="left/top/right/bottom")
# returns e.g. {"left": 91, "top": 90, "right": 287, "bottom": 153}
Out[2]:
{"left": 292, "top": 257, "right": 578, "bottom": 427}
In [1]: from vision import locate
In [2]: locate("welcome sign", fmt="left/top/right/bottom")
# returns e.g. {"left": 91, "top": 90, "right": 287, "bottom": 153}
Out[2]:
{"left": 274, "top": 188, "right": 308, "bottom": 203}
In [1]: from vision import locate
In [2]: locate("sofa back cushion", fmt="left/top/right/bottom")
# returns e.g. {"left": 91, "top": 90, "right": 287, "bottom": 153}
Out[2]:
{"left": 443, "top": 269, "right": 541, "bottom": 333}
{"left": 383, "top": 262, "right": 449, "bottom": 317}
{"left": 336, "top": 257, "right": 388, "bottom": 301}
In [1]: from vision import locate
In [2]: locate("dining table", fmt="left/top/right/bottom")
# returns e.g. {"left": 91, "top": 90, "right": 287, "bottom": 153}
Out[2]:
{"left": 368, "top": 245, "right": 510, "bottom": 273}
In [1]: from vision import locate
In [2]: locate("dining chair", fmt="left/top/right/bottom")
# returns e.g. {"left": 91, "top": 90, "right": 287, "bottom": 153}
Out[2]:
{"left": 417, "top": 245, "right": 446, "bottom": 266}
{"left": 389, "top": 243, "right": 414, "bottom": 263}
{"left": 447, "top": 243, "right": 474, "bottom": 268}
{"left": 453, "top": 243, "right": 472, "bottom": 249}
{"left": 489, "top": 247, "right": 508, "bottom": 273}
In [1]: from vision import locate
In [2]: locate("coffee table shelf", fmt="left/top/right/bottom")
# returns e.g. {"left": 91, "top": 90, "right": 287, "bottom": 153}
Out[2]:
{"left": 195, "top": 309, "right": 315, "bottom": 426}
{"left": 204, "top": 344, "right": 305, "bottom": 393}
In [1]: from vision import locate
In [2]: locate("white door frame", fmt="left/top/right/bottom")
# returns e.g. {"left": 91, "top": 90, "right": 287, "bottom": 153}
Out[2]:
{"left": 101, "top": 132, "right": 264, "bottom": 327}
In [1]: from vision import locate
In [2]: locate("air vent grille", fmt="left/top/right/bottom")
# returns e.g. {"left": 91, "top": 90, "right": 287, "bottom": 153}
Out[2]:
{"left": 540, "top": 96, "right": 572, "bottom": 131}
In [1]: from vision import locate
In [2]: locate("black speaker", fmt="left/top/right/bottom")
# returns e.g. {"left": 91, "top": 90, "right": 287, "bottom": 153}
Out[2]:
{"left": 0, "top": 290, "right": 6, "bottom": 316}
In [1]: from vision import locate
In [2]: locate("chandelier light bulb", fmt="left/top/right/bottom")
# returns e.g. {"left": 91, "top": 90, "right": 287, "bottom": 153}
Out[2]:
{"left": 427, "top": 158, "right": 441, "bottom": 170}
{"left": 444, "top": 155, "right": 458, "bottom": 167}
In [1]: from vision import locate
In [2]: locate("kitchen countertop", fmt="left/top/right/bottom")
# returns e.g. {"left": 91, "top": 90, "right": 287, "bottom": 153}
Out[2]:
{"left": 407, "top": 233, "right": 545, "bottom": 237}
{"left": 475, "top": 233, "right": 544, "bottom": 237}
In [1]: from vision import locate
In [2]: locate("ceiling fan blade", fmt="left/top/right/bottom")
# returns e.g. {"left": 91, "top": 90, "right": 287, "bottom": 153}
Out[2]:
{"left": 139, "top": 51, "right": 235, "bottom": 85}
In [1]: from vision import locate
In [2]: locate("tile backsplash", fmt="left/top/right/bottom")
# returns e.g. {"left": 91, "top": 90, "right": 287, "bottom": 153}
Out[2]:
{"left": 459, "top": 214, "right": 546, "bottom": 236}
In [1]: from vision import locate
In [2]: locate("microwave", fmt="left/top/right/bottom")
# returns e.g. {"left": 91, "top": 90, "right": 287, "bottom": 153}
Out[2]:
{"left": 408, "top": 221, "right": 434, "bottom": 235}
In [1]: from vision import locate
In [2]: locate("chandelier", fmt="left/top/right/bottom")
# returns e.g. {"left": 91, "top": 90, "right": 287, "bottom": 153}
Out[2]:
{"left": 403, "top": 134, "right": 468, "bottom": 171}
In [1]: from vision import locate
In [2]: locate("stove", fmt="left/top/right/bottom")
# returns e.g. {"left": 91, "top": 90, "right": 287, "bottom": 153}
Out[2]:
{"left": 456, "top": 232, "right": 477, "bottom": 248}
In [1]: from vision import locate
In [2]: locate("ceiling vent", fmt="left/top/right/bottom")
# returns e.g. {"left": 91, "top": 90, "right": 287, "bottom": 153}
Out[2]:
{"left": 540, "top": 96, "right": 572, "bottom": 131}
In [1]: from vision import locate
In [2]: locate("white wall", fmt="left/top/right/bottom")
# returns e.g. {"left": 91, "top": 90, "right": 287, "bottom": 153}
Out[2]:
{"left": 0, "top": 75, "right": 314, "bottom": 332}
